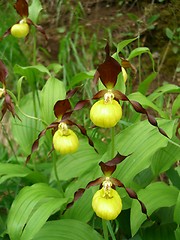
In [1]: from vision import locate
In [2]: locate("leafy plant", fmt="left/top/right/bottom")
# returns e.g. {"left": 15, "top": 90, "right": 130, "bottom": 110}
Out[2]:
{"left": 0, "top": 1, "right": 179, "bottom": 240}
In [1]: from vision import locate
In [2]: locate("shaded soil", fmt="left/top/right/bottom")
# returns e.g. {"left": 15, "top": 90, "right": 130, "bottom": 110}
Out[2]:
{"left": 40, "top": 0, "right": 180, "bottom": 88}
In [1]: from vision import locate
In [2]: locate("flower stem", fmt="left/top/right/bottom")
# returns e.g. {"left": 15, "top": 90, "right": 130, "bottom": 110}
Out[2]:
{"left": 107, "top": 221, "right": 116, "bottom": 240}
{"left": 53, "top": 153, "right": 60, "bottom": 184}
{"left": 111, "top": 127, "right": 115, "bottom": 159}
{"left": 102, "top": 219, "right": 109, "bottom": 240}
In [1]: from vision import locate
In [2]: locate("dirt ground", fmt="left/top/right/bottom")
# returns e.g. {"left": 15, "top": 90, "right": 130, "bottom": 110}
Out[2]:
{"left": 40, "top": 0, "right": 180, "bottom": 87}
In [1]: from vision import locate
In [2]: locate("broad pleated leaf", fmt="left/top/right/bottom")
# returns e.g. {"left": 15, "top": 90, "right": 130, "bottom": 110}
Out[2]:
{"left": 50, "top": 140, "right": 101, "bottom": 182}
{"left": 11, "top": 92, "right": 43, "bottom": 155}
{"left": 112, "top": 119, "right": 174, "bottom": 185}
{"left": 174, "top": 192, "right": 180, "bottom": 224}
{"left": 130, "top": 182, "right": 179, "bottom": 236}
{"left": 14, "top": 64, "right": 50, "bottom": 88}
{"left": 0, "top": 163, "right": 32, "bottom": 184}
{"left": 7, "top": 183, "right": 68, "bottom": 240}
{"left": 138, "top": 72, "right": 157, "bottom": 94}
{"left": 128, "top": 91, "right": 167, "bottom": 118}
{"left": 41, "top": 77, "right": 66, "bottom": 124}
{"left": 32, "top": 219, "right": 103, "bottom": 240}
{"left": 151, "top": 141, "right": 180, "bottom": 175}
{"left": 148, "top": 84, "right": 180, "bottom": 102}
{"left": 141, "top": 223, "right": 176, "bottom": 240}
{"left": 128, "top": 47, "right": 155, "bottom": 71}
{"left": 63, "top": 188, "right": 94, "bottom": 222}
{"left": 28, "top": 0, "right": 42, "bottom": 24}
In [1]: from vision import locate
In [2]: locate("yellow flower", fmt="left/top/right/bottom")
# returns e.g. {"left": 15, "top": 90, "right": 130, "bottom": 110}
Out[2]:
{"left": 92, "top": 179, "right": 122, "bottom": 220}
{"left": 90, "top": 92, "right": 122, "bottom": 128}
{"left": 53, "top": 123, "right": 79, "bottom": 154}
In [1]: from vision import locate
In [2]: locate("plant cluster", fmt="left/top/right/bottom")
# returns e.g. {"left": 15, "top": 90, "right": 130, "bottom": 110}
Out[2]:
{"left": 0, "top": 1, "right": 180, "bottom": 240}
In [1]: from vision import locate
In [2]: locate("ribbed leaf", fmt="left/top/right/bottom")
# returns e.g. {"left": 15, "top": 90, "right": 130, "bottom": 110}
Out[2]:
{"left": 141, "top": 223, "right": 176, "bottom": 240}
{"left": 28, "top": 0, "right": 43, "bottom": 24}
{"left": 117, "top": 37, "right": 138, "bottom": 53}
{"left": 63, "top": 188, "right": 94, "bottom": 222}
{"left": 128, "top": 91, "right": 167, "bottom": 118}
{"left": 32, "top": 219, "right": 104, "bottom": 240}
{"left": 172, "top": 94, "right": 180, "bottom": 117}
{"left": 128, "top": 47, "right": 155, "bottom": 71}
{"left": 138, "top": 72, "right": 157, "bottom": 94}
{"left": 174, "top": 192, "right": 180, "bottom": 224}
{"left": 148, "top": 84, "right": 180, "bottom": 102}
{"left": 0, "top": 163, "right": 32, "bottom": 184}
{"left": 151, "top": 141, "right": 180, "bottom": 175}
{"left": 50, "top": 140, "right": 101, "bottom": 182}
{"left": 113, "top": 119, "right": 174, "bottom": 185}
{"left": 130, "top": 182, "right": 179, "bottom": 236}
{"left": 14, "top": 64, "right": 50, "bottom": 88}
{"left": 40, "top": 77, "right": 66, "bottom": 124}
{"left": 11, "top": 92, "right": 43, "bottom": 155}
{"left": 7, "top": 183, "right": 67, "bottom": 240}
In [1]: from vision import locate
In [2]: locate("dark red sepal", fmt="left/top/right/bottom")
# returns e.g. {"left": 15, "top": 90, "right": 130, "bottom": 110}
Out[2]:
{"left": 97, "top": 43, "right": 121, "bottom": 89}
{"left": 65, "top": 119, "right": 98, "bottom": 153}
{"left": 25, "top": 122, "right": 59, "bottom": 164}
{"left": 66, "top": 188, "right": 85, "bottom": 210}
{"left": 0, "top": 60, "right": 8, "bottom": 85}
{"left": 92, "top": 90, "right": 107, "bottom": 100}
{"left": 14, "top": 0, "right": 29, "bottom": 17}
{"left": 54, "top": 99, "right": 71, "bottom": 119}
{"left": 99, "top": 161, "right": 116, "bottom": 177}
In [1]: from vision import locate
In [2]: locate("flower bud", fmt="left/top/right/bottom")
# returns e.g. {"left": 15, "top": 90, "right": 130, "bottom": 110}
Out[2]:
{"left": 122, "top": 67, "right": 127, "bottom": 83}
{"left": 0, "top": 88, "right": 5, "bottom": 98}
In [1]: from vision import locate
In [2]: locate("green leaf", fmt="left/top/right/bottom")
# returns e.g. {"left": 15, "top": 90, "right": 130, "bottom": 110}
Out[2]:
{"left": 7, "top": 183, "right": 68, "bottom": 240}
{"left": 14, "top": 64, "right": 50, "bottom": 88}
{"left": 165, "top": 28, "right": 174, "bottom": 40}
{"left": 113, "top": 119, "right": 175, "bottom": 185}
{"left": 50, "top": 140, "right": 101, "bottom": 182}
{"left": 32, "top": 219, "right": 104, "bottom": 240}
{"left": 172, "top": 94, "right": 180, "bottom": 116}
{"left": 128, "top": 47, "right": 155, "bottom": 71}
{"left": 138, "top": 72, "right": 157, "bottom": 94}
{"left": 128, "top": 91, "right": 167, "bottom": 118}
{"left": 47, "top": 63, "right": 63, "bottom": 75}
{"left": 174, "top": 192, "right": 180, "bottom": 224}
{"left": 63, "top": 188, "right": 94, "bottom": 222}
{"left": 128, "top": 47, "right": 150, "bottom": 60}
{"left": 131, "top": 182, "right": 179, "bottom": 236}
{"left": 40, "top": 77, "right": 66, "bottom": 124}
{"left": 28, "top": 0, "right": 43, "bottom": 24}
{"left": 151, "top": 141, "right": 180, "bottom": 175}
{"left": 11, "top": 92, "right": 43, "bottom": 155}
{"left": 175, "top": 227, "right": 180, "bottom": 240}
{"left": 70, "top": 70, "right": 95, "bottom": 87}
{"left": 0, "top": 163, "right": 32, "bottom": 184}
{"left": 141, "top": 223, "right": 176, "bottom": 240}
{"left": 148, "top": 84, "right": 180, "bottom": 102}
{"left": 117, "top": 37, "right": 138, "bottom": 53}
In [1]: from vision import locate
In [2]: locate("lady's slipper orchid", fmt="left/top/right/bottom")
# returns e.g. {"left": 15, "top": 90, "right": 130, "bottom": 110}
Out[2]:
{"left": 75, "top": 43, "right": 169, "bottom": 137}
{"left": 0, "top": 0, "right": 47, "bottom": 40}
{"left": 92, "top": 178, "right": 122, "bottom": 220}
{"left": 0, "top": 60, "right": 19, "bottom": 120}
{"left": 66, "top": 153, "right": 148, "bottom": 220}
{"left": 26, "top": 94, "right": 96, "bottom": 163}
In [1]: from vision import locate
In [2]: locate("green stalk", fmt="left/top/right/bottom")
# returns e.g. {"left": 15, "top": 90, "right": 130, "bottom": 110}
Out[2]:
{"left": 53, "top": 153, "right": 60, "bottom": 184}
{"left": 107, "top": 221, "right": 116, "bottom": 240}
{"left": 102, "top": 219, "right": 109, "bottom": 240}
{"left": 111, "top": 127, "right": 115, "bottom": 159}
{"left": 137, "top": 30, "right": 142, "bottom": 84}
